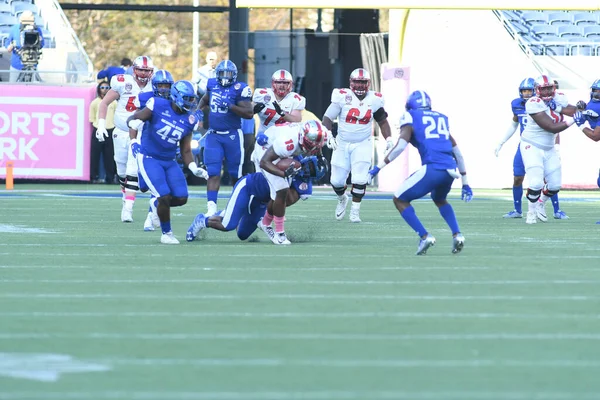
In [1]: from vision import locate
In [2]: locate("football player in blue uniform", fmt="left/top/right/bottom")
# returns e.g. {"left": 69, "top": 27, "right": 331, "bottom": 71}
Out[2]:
{"left": 368, "top": 90, "right": 472, "bottom": 255}
{"left": 196, "top": 60, "right": 253, "bottom": 217}
{"left": 574, "top": 79, "right": 600, "bottom": 223}
{"left": 495, "top": 78, "right": 569, "bottom": 219}
{"left": 186, "top": 155, "right": 326, "bottom": 242}
{"left": 137, "top": 69, "right": 175, "bottom": 232}
{"left": 127, "top": 80, "right": 208, "bottom": 244}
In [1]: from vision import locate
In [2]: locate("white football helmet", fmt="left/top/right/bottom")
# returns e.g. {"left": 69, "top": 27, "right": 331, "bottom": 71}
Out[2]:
{"left": 534, "top": 75, "right": 556, "bottom": 102}
{"left": 132, "top": 56, "right": 155, "bottom": 83}
{"left": 299, "top": 120, "right": 327, "bottom": 155}
{"left": 271, "top": 69, "right": 293, "bottom": 98}
{"left": 349, "top": 68, "right": 371, "bottom": 97}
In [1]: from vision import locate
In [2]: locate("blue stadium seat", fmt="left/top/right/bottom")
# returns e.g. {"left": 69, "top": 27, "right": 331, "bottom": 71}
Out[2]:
{"left": 531, "top": 24, "right": 558, "bottom": 38}
{"left": 573, "top": 12, "right": 598, "bottom": 26}
{"left": 547, "top": 11, "right": 573, "bottom": 26}
{"left": 0, "top": 3, "right": 11, "bottom": 14}
{"left": 558, "top": 25, "right": 583, "bottom": 37}
{"left": 9, "top": 0, "right": 35, "bottom": 4}
{"left": 11, "top": 2, "right": 37, "bottom": 17}
{"left": 502, "top": 10, "right": 522, "bottom": 23}
{"left": 583, "top": 25, "right": 600, "bottom": 38}
{"left": 0, "top": 13, "right": 17, "bottom": 27}
{"left": 567, "top": 36, "right": 595, "bottom": 56}
{"left": 521, "top": 11, "right": 548, "bottom": 25}
{"left": 545, "top": 45, "right": 569, "bottom": 56}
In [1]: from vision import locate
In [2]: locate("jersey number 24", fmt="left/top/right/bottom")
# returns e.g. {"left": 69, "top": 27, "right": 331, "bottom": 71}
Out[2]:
{"left": 422, "top": 116, "right": 450, "bottom": 140}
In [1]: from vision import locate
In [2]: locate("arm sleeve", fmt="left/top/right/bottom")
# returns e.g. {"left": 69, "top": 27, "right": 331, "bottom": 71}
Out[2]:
{"left": 452, "top": 145, "right": 469, "bottom": 185}
{"left": 498, "top": 120, "right": 519, "bottom": 145}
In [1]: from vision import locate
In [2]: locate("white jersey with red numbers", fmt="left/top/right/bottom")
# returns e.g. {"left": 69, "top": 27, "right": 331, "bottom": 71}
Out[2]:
{"left": 328, "top": 88, "right": 384, "bottom": 143}
{"left": 252, "top": 123, "right": 303, "bottom": 168}
{"left": 110, "top": 74, "right": 153, "bottom": 132}
{"left": 253, "top": 88, "right": 306, "bottom": 133}
{"left": 521, "top": 93, "right": 568, "bottom": 151}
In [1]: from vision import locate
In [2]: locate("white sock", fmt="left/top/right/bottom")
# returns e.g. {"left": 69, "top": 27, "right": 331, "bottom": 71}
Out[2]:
{"left": 351, "top": 201, "right": 361, "bottom": 211}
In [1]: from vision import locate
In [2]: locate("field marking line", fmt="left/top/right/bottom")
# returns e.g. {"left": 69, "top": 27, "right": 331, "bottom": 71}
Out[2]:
{"left": 2, "top": 279, "right": 600, "bottom": 285}
{"left": 2, "top": 333, "right": 600, "bottom": 340}
{"left": 0, "top": 293, "right": 597, "bottom": 300}
{"left": 2, "top": 311, "right": 600, "bottom": 320}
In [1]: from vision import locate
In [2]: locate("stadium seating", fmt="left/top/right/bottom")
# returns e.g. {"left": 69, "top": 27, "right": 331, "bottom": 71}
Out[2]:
{"left": 0, "top": 0, "right": 55, "bottom": 49}
{"left": 499, "top": 10, "right": 600, "bottom": 56}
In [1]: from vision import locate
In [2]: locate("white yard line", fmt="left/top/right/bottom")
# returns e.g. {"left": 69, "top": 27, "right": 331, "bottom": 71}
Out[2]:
{"left": 2, "top": 311, "right": 599, "bottom": 320}
{"left": 1, "top": 332, "right": 600, "bottom": 340}
{"left": 0, "top": 293, "right": 597, "bottom": 300}
{"left": 2, "top": 278, "right": 600, "bottom": 285}
{"left": 1, "top": 392, "right": 600, "bottom": 400}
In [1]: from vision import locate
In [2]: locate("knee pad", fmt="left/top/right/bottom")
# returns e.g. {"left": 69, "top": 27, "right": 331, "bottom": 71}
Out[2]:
{"left": 526, "top": 188, "right": 541, "bottom": 203}
{"left": 118, "top": 175, "right": 126, "bottom": 188}
{"left": 332, "top": 185, "right": 347, "bottom": 197}
{"left": 351, "top": 183, "right": 366, "bottom": 200}
{"left": 124, "top": 175, "right": 139, "bottom": 191}
{"left": 542, "top": 186, "right": 559, "bottom": 198}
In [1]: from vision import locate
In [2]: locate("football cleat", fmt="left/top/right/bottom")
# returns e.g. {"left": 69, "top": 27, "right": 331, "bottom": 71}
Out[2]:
{"left": 335, "top": 194, "right": 349, "bottom": 220}
{"left": 554, "top": 210, "right": 569, "bottom": 219}
{"left": 503, "top": 210, "right": 522, "bottom": 218}
{"left": 186, "top": 213, "right": 206, "bottom": 242}
{"left": 257, "top": 220, "right": 276, "bottom": 242}
{"left": 452, "top": 233, "right": 465, "bottom": 254}
{"left": 416, "top": 235, "right": 436, "bottom": 255}
{"left": 273, "top": 231, "right": 291, "bottom": 245}
{"left": 143, "top": 212, "right": 155, "bottom": 231}
{"left": 349, "top": 208, "right": 361, "bottom": 223}
{"left": 160, "top": 232, "right": 180, "bottom": 245}
{"left": 121, "top": 206, "right": 133, "bottom": 223}
{"left": 206, "top": 201, "right": 218, "bottom": 217}
{"left": 536, "top": 200, "right": 548, "bottom": 222}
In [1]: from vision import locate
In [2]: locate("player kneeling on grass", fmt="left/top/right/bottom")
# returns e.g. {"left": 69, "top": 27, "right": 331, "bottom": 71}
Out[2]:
{"left": 186, "top": 155, "right": 326, "bottom": 242}
{"left": 127, "top": 80, "right": 208, "bottom": 245}
{"left": 368, "top": 90, "right": 472, "bottom": 255}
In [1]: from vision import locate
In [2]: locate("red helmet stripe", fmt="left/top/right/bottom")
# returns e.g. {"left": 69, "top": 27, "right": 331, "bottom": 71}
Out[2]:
{"left": 280, "top": 70, "right": 286, "bottom": 80}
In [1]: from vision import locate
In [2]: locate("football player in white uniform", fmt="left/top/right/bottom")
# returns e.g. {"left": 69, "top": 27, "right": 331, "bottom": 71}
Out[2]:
{"left": 256, "top": 120, "right": 327, "bottom": 245}
{"left": 322, "top": 68, "right": 393, "bottom": 223}
{"left": 252, "top": 69, "right": 306, "bottom": 163}
{"left": 97, "top": 56, "right": 155, "bottom": 223}
{"left": 520, "top": 75, "right": 578, "bottom": 224}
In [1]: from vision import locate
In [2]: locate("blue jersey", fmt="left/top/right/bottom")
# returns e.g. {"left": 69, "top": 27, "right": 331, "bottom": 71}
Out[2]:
{"left": 402, "top": 109, "right": 457, "bottom": 170}
{"left": 138, "top": 91, "right": 154, "bottom": 109}
{"left": 585, "top": 100, "right": 600, "bottom": 129}
{"left": 510, "top": 98, "right": 528, "bottom": 134}
{"left": 141, "top": 97, "right": 198, "bottom": 161}
{"left": 206, "top": 78, "right": 252, "bottom": 131}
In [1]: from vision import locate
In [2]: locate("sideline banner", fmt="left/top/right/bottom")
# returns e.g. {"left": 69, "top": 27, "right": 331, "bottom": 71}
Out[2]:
{"left": 0, "top": 85, "right": 95, "bottom": 180}
{"left": 377, "top": 64, "right": 410, "bottom": 192}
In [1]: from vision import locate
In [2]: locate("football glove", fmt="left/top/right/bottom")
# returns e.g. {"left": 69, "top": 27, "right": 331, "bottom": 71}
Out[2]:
{"left": 96, "top": 119, "right": 108, "bottom": 142}
{"left": 253, "top": 103, "right": 266, "bottom": 114}
{"left": 256, "top": 132, "right": 269, "bottom": 146}
{"left": 583, "top": 109, "right": 599, "bottom": 118}
{"left": 367, "top": 166, "right": 381, "bottom": 185}
{"left": 494, "top": 143, "right": 503, "bottom": 157}
{"left": 188, "top": 162, "right": 209, "bottom": 180}
{"left": 283, "top": 164, "right": 300, "bottom": 178}
{"left": 461, "top": 185, "right": 473, "bottom": 203}
{"left": 130, "top": 138, "right": 141, "bottom": 158}
{"left": 576, "top": 100, "right": 587, "bottom": 111}
{"left": 217, "top": 96, "right": 234, "bottom": 110}
{"left": 326, "top": 134, "right": 338, "bottom": 150}
{"left": 385, "top": 137, "right": 394, "bottom": 153}
{"left": 272, "top": 101, "right": 285, "bottom": 116}
{"left": 574, "top": 111, "right": 586, "bottom": 126}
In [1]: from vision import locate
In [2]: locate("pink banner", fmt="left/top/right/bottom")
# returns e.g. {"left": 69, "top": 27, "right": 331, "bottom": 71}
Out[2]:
{"left": 0, "top": 85, "right": 96, "bottom": 180}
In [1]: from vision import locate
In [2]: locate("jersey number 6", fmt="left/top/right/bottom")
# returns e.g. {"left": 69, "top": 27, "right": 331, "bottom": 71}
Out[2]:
{"left": 345, "top": 108, "right": 372, "bottom": 125}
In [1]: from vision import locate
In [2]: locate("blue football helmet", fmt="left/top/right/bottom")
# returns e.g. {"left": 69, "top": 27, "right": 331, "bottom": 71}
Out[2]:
{"left": 405, "top": 90, "right": 432, "bottom": 111}
{"left": 152, "top": 70, "right": 174, "bottom": 99}
{"left": 170, "top": 80, "right": 199, "bottom": 112}
{"left": 519, "top": 77, "right": 535, "bottom": 100}
{"left": 590, "top": 79, "right": 600, "bottom": 102}
{"left": 215, "top": 60, "right": 238, "bottom": 87}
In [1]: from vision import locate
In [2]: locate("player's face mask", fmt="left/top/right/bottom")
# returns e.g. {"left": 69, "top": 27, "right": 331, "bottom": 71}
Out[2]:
{"left": 519, "top": 89, "right": 533, "bottom": 100}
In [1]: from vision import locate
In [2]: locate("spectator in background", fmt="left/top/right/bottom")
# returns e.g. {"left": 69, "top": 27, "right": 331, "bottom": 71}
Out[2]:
{"left": 122, "top": 58, "right": 133, "bottom": 75}
{"left": 193, "top": 51, "right": 218, "bottom": 96}
{"left": 6, "top": 11, "right": 45, "bottom": 83}
{"left": 97, "top": 58, "right": 131, "bottom": 83}
{"left": 89, "top": 82, "right": 116, "bottom": 183}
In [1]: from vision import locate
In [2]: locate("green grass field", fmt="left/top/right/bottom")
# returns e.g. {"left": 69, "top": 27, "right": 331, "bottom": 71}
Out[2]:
{"left": 1, "top": 184, "right": 600, "bottom": 400}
